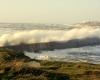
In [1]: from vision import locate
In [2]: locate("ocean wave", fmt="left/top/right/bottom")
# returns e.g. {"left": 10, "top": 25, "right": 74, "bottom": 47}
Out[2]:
{"left": 0, "top": 27, "right": 100, "bottom": 47}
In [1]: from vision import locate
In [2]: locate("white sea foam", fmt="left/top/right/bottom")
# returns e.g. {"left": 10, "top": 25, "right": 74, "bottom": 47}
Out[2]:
{"left": 0, "top": 27, "right": 100, "bottom": 46}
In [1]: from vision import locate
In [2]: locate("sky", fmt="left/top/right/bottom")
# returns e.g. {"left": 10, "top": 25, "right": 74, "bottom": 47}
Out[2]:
{"left": 0, "top": 0, "right": 100, "bottom": 24}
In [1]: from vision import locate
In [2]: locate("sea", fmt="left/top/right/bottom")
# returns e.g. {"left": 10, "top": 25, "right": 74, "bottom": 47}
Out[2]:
{"left": 0, "top": 23, "right": 100, "bottom": 64}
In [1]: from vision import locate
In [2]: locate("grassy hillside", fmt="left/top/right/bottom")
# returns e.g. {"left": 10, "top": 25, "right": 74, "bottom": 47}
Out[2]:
{"left": 0, "top": 48, "right": 100, "bottom": 80}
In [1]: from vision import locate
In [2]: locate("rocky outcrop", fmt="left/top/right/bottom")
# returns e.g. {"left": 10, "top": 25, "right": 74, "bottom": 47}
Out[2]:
{"left": 1, "top": 37, "right": 100, "bottom": 53}
{"left": 0, "top": 49, "right": 30, "bottom": 62}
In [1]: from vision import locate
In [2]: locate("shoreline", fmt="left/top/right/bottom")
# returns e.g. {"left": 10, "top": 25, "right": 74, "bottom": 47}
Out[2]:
{"left": 0, "top": 49, "right": 100, "bottom": 80}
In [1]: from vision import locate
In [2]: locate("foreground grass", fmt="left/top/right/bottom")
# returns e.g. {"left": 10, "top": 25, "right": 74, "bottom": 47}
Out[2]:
{"left": 0, "top": 48, "right": 100, "bottom": 80}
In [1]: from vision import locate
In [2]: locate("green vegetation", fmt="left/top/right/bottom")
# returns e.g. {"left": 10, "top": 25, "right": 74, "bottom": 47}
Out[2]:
{"left": 0, "top": 48, "right": 100, "bottom": 80}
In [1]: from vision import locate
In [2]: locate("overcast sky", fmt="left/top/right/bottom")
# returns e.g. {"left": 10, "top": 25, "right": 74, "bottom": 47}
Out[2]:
{"left": 0, "top": 0, "right": 100, "bottom": 24}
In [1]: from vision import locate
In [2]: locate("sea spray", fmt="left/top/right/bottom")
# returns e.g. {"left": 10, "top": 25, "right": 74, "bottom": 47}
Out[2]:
{"left": 0, "top": 27, "right": 100, "bottom": 46}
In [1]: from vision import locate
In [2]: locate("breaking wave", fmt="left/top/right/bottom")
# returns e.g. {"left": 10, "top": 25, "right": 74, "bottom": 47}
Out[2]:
{"left": 0, "top": 27, "right": 100, "bottom": 47}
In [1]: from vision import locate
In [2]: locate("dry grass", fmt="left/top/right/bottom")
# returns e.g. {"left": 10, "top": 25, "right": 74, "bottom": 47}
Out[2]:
{"left": 0, "top": 49, "right": 100, "bottom": 80}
